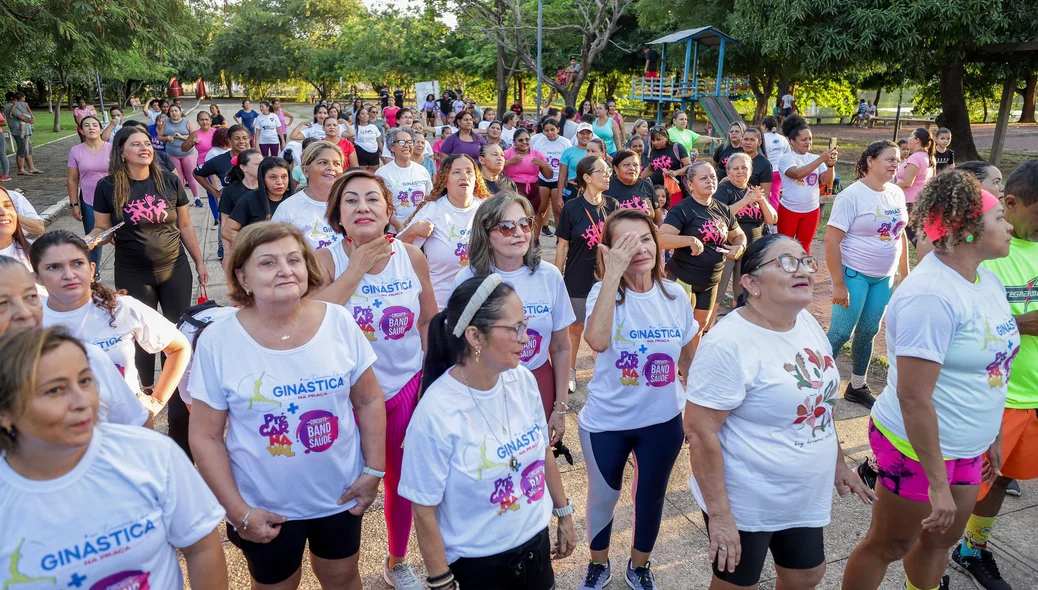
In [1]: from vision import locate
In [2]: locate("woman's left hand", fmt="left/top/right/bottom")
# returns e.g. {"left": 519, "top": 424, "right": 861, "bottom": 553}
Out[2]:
{"left": 722, "top": 243, "right": 744, "bottom": 260}
{"left": 195, "top": 264, "right": 209, "bottom": 286}
{"left": 834, "top": 461, "right": 877, "bottom": 505}
{"left": 552, "top": 516, "right": 577, "bottom": 559}
{"left": 340, "top": 473, "right": 382, "bottom": 515}
{"left": 548, "top": 410, "right": 566, "bottom": 446}
{"left": 982, "top": 439, "right": 1003, "bottom": 485}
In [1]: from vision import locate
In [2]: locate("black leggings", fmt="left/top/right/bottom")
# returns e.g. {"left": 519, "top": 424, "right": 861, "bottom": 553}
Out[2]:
{"left": 115, "top": 255, "right": 193, "bottom": 457}
{"left": 451, "top": 527, "right": 554, "bottom": 590}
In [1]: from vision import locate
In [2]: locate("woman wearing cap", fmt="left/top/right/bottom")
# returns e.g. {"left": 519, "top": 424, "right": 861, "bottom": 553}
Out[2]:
{"left": 842, "top": 172, "right": 1019, "bottom": 590}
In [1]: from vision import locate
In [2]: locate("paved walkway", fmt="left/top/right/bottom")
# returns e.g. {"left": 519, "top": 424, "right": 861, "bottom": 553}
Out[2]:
{"left": 31, "top": 101, "right": 1038, "bottom": 588}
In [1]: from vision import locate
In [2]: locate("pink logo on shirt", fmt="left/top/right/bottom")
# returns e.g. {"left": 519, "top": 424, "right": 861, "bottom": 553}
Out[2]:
{"left": 520, "top": 329, "right": 542, "bottom": 362}
{"left": 616, "top": 351, "right": 640, "bottom": 386}
{"left": 581, "top": 220, "right": 605, "bottom": 248}
{"left": 490, "top": 476, "right": 521, "bottom": 515}
{"left": 124, "top": 194, "right": 168, "bottom": 224}
{"left": 699, "top": 219, "right": 727, "bottom": 244}
{"left": 520, "top": 460, "right": 546, "bottom": 503}
{"left": 352, "top": 306, "right": 377, "bottom": 341}
{"left": 380, "top": 306, "right": 415, "bottom": 340}
{"left": 90, "top": 570, "right": 150, "bottom": 590}
{"left": 296, "top": 410, "right": 339, "bottom": 453}
{"left": 643, "top": 353, "right": 676, "bottom": 387}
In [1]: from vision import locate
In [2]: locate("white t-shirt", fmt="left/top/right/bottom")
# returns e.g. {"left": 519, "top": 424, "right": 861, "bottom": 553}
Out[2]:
{"left": 778, "top": 152, "right": 827, "bottom": 213}
{"left": 255, "top": 112, "right": 281, "bottom": 145}
{"left": 477, "top": 121, "right": 492, "bottom": 130}
{"left": 562, "top": 119, "right": 579, "bottom": 141}
{"left": 763, "top": 132, "right": 790, "bottom": 171}
{"left": 453, "top": 263, "right": 576, "bottom": 371}
{"left": 147, "top": 109, "right": 161, "bottom": 124}
{"left": 781, "top": 94, "right": 795, "bottom": 109}
{"left": 375, "top": 161, "right": 433, "bottom": 230}
{"left": 270, "top": 189, "right": 341, "bottom": 250}
{"left": 827, "top": 181, "right": 907, "bottom": 278}
{"left": 686, "top": 309, "right": 841, "bottom": 531}
{"left": 299, "top": 124, "right": 326, "bottom": 140}
{"left": 189, "top": 303, "right": 377, "bottom": 519}
{"left": 403, "top": 197, "right": 484, "bottom": 309}
{"left": 84, "top": 343, "right": 150, "bottom": 426}
{"left": 176, "top": 305, "right": 238, "bottom": 405}
{"left": 530, "top": 135, "right": 572, "bottom": 182}
{"left": 8, "top": 189, "right": 42, "bottom": 223}
{"left": 0, "top": 242, "right": 31, "bottom": 271}
{"left": 0, "top": 424, "right": 224, "bottom": 590}
{"left": 329, "top": 240, "right": 425, "bottom": 399}
{"left": 872, "top": 255, "right": 1020, "bottom": 459}
{"left": 354, "top": 124, "right": 381, "bottom": 153}
{"left": 43, "top": 296, "right": 180, "bottom": 394}
{"left": 500, "top": 127, "right": 516, "bottom": 149}
{"left": 579, "top": 280, "right": 697, "bottom": 433}
{"left": 399, "top": 367, "right": 551, "bottom": 563}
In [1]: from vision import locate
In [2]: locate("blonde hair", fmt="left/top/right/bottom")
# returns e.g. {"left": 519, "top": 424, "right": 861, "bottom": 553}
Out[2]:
{"left": 225, "top": 222, "right": 326, "bottom": 305}
{"left": 301, "top": 140, "right": 344, "bottom": 170}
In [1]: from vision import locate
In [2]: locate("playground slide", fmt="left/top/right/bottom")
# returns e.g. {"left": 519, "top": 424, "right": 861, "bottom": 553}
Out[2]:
{"left": 699, "top": 96, "right": 742, "bottom": 137}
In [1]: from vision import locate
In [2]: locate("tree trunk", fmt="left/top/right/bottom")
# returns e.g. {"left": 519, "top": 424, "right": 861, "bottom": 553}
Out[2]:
{"left": 47, "top": 82, "right": 53, "bottom": 113}
{"left": 936, "top": 50, "right": 981, "bottom": 161}
{"left": 748, "top": 73, "right": 774, "bottom": 125}
{"left": 874, "top": 88, "right": 882, "bottom": 106}
{"left": 582, "top": 78, "right": 596, "bottom": 105}
{"left": 982, "top": 96, "right": 988, "bottom": 123}
{"left": 1018, "top": 72, "right": 1037, "bottom": 124}
{"left": 67, "top": 84, "right": 74, "bottom": 112}
{"left": 604, "top": 79, "right": 618, "bottom": 102}
{"left": 776, "top": 77, "right": 792, "bottom": 109}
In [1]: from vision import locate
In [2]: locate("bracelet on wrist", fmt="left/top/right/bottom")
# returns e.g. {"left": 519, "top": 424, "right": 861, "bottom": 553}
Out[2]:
{"left": 69, "top": 202, "right": 80, "bottom": 208}
{"left": 426, "top": 570, "right": 455, "bottom": 590}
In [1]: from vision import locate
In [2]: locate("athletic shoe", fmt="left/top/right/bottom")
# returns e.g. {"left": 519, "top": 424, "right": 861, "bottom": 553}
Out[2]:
{"left": 844, "top": 383, "right": 876, "bottom": 409}
{"left": 1006, "top": 479, "right": 1021, "bottom": 497}
{"left": 939, "top": 574, "right": 950, "bottom": 590}
{"left": 951, "top": 545, "right": 1010, "bottom": 590}
{"left": 194, "top": 198, "right": 204, "bottom": 208}
{"left": 580, "top": 561, "right": 611, "bottom": 589}
{"left": 0, "top": 174, "right": 10, "bottom": 182}
{"left": 626, "top": 560, "right": 658, "bottom": 590}
{"left": 217, "top": 243, "right": 224, "bottom": 261}
{"left": 541, "top": 225, "right": 555, "bottom": 237}
{"left": 569, "top": 368, "right": 577, "bottom": 393}
{"left": 857, "top": 461, "right": 878, "bottom": 491}
{"left": 382, "top": 558, "right": 422, "bottom": 590}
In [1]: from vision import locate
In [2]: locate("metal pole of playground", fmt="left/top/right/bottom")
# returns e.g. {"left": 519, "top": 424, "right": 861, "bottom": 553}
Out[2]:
{"left": 536, "top": 0, "right": 543, "bottom": 115}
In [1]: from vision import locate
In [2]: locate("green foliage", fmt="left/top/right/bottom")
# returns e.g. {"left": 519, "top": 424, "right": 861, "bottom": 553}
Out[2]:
{"left": 796, "top": 78, "right": 858, "bottom": 115}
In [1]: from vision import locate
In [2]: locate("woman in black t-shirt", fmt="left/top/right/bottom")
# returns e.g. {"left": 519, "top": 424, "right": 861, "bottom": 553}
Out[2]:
{"left": 740, "top": 127, "right": 774, "bottom": 195}
{"left": 642, "top": 127, "right": 692, "bottom": 207}
{"left": 89, "top": 126, "right": 207, "bottom": 445}
{"left": 555, "top": 155, "right": 619, "bottom": 393}
{"left": 712, "top": 121, "right": 746, "bottom": 181}
{"left": 658, "top": 161, "right": 747, "bottom": 354}
{"left": 606, "top": 150, "right": 661, "bottom": 224}
{"left": 223, "top": 156, "right": 293, "bottom": 248}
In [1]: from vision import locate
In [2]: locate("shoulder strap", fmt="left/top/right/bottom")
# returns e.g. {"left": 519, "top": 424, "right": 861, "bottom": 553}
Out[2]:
{"left": 177, "top": 300, "right": 221, "bottom": 331}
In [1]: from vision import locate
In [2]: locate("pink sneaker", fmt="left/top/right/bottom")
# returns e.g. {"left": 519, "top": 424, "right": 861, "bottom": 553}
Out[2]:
{"left": 0, "top": 175, "right": 10, "bottom": 182}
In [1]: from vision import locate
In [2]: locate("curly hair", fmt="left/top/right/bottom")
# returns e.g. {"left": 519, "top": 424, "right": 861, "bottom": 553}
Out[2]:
{"left": 28, "top": 230, "right": 124, "bottom": 328}
{"left": 405, "top": 154, "right": 491, "bottom": 225}
{"left": 910, "top": 170, "right": 985, "bottom": 253}
{"left": 855, "top": 140, "right": 898, "bottom": 180}
{"left": 781, "top": 114, "right": 809, "bottom": 140}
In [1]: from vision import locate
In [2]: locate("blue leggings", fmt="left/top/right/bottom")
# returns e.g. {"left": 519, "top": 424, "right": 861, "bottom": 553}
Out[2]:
{"left": 826, "top": 265, "right": 894, "bottom": 377}
{"left": 579, "top": 414, "right": 684, "bottom": 553}
{"left": 206, "top": 191, "right": 219, "bottom": 222}
{"left": 81, "top": 200, "right": 102, "bottom": 269}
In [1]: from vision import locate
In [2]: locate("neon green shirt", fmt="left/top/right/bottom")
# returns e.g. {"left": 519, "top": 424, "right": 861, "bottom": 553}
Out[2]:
{"left": 981, "top": 237, "right": 1037, "bottom": 409}
{"left": 668, "top": 127, "right": 700, "bottom": 155}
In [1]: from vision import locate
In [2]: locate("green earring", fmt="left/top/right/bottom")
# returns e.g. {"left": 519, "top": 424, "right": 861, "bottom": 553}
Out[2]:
{"left": 966, "top": 234, "right": 975, "bottom": 243}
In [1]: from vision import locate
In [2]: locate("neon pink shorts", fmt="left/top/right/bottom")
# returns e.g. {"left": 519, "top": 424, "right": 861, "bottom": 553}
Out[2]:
{"left": 769, "top": 170, "right": 782, "bottom": 210}
{"left": 868, "top": 419, "right": 983, "bottom": 502}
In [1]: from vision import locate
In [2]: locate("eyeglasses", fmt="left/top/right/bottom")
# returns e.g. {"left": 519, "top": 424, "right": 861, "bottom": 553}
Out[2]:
{"left": 762, "top": 254, "right": 818, "bottom": 273}
{"left": 392, "top": 140, "right": 415, "bottom": 147}
{"left": 489, "top": 320, "right": 530, "bottom": 342}
{"left": 593, "top": 167, "right": 613, "bottom": 177}
{"left": 491, "top": 216, "right": 534, "bottom": 237}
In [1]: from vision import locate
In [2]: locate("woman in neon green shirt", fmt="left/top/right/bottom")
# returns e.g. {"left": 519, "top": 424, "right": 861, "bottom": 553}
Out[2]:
{"left": 667, "top": 111, "right": 722, "bottom": 157}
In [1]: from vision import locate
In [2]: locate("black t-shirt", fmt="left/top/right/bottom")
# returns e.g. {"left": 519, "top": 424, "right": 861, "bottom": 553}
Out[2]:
{"left": 646, "top": 143, "right": 689, "bottom": 186}
{"left": 218, "top": 182, "right": 256, "bottom": 216}
{"left": 211, "top": 114, "right": 226, "bottom": 127}
{"left": 230, "top": 190, "right": 285, "bottom": 227}
{"left": 556, "top": 194, "right": 619, "bottom": 298}
{"left": 379, "top": 90, "right": 390, "bottom": 109}
{"left": 438, "top": 97, "right": 453, "bottom": 116}
{"left": 714, "top": 181, "right": 767, "bottom": 232}
{"left": 663, "top": 196, "right": 738, "bottom": 286}
{"left": 712, "top": 144, "right": 744, "bottom": 180}
{"left": 645, "top": 49, "right": 661, "bottom": 72}
{"left": 605, "top": 177, "right": 659, "bottom": 215}
{"left": 155, "top": 151, "right": 177, "bottom": 175}
{"left": 483, "top": 175, "right": 518, "bottom": 195}
{"left": 749, "top": 152, "right": 773, "bottom": 187}
{"left": 194, "top": 151, "right": 234, "bottom": 185}
{"left": 394, "top": 90, "right": 404, "bottom": 107}
{"left": 93, "top": 173, "right": 189, "bottom": 273}
{"left": 935, "top": 148, "right": 955, "bottom": 172}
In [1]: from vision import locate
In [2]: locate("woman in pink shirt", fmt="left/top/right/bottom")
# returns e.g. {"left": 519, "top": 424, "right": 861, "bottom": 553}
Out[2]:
{"left": 502, "top": 127, "right": 553, "bottom": 211}
{"left": 67, "top": 115, "right": 113, "bottom": 271}
{"left": 183, "top": 111, "right": 219, "bottom": 215}
{"left": 73, "top": 96, "right": 97, "bottom": 143}
{"left": 896, "top": 127, "right": 936, "bottom": 242}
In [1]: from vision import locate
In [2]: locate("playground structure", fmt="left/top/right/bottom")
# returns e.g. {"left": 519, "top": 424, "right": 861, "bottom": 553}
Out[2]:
{"left": 628, "top": 26, "right": 752, "bottom": 134}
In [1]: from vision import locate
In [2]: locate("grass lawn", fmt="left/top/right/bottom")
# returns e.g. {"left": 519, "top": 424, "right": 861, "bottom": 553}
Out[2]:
{"left": 3, "top": 111, "right": 81, "bottom": 155}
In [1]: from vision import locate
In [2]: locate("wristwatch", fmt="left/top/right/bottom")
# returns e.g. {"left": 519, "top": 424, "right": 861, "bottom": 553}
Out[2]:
{"left": 552, "top": 499, "right": 574, "bottom": 518}
{"left": 362, "top": 466, "right": 386, "bottom": 479}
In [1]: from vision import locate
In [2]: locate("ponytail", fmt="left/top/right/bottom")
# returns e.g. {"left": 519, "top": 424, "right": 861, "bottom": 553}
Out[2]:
{"left": 912, "top": 127, "right": 936, "bottom": 170}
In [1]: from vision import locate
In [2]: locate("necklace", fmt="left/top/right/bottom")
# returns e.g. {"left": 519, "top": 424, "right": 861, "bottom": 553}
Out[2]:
{"left": 457, "top": 367, "right": 519, "bottom": 472}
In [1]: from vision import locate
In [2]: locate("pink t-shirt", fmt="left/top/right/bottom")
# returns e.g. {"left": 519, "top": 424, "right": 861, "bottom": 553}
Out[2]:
{"left": 503, "top": 148, "right": 547, "bottom": 185}
{"left": 194, "top": 128, "right": 216, "bottom": 163}
{"left": 73, "top": 107, "right": 96, "bottom": 126}
{"left": 68, "top": 142, "right": 113, "bottom": 206}
{"left": 898, "top": 151, "right": 933, "bottom": 203}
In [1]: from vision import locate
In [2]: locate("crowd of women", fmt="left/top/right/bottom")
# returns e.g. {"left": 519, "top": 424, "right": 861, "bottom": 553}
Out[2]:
{"left": 0, "top": 92, "right": 1034, "bottom": 590}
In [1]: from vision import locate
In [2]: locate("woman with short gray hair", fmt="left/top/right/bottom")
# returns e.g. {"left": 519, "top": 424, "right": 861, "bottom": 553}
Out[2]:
{"left": 376, "top": 127, "right": 433, "bottom": 233}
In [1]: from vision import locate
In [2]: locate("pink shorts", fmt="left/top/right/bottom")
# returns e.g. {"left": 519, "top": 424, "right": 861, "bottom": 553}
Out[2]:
{"left": 769, "top": 171, "right": 781, "bottom": 209}
{"left": 868, "top": 419, "right": 983, "bottom": 502}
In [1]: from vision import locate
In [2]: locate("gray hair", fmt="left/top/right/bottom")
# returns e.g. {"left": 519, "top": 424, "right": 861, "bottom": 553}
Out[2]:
{"left": 386, "top": 127, "right": 415, "bottom": 147}
{"left": 467, "top": 193, "right": 540, "bottom": 276}
{"left": 726, "top": 152, "right": 753, "bottom": 170}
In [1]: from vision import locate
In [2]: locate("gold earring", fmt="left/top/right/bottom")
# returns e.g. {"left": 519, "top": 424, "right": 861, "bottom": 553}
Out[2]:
{"left": 475, "top": 347, "right": 482, "bottom": 362}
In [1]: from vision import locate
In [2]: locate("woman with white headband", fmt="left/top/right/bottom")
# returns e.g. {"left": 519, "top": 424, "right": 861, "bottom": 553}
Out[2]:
{"left": 400, "top": 274, "right": 576, "bottom": 590}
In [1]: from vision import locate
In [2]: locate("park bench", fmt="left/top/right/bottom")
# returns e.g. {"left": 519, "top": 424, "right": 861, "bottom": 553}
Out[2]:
{"left": 869, "top": 116, "right": 937, "bottom": 130}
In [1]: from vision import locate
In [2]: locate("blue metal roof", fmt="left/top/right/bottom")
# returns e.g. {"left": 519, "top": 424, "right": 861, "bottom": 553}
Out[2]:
{"left": 646, "top": 26, "right": 739, "bottom": 48}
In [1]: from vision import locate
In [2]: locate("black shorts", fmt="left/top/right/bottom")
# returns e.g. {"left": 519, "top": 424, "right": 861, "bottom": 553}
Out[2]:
{"left": 670, "top": 277, "right": 718, "bottom": 311}
{"left": 537, "top": 178, "right": 558, "bottom": 190}
{"left": 227, "top": 508, "right": 363, "bottom": 585}
{"left": 451, "top": 527, "right": 554, "bottom": 590}
{"left": 703, "top": 512, "right": 825, "bottom": 586}
{"left": 356, "top": 146, "right": 380, "bottom": 166}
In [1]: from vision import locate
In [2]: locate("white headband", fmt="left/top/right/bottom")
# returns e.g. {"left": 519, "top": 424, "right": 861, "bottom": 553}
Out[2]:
{"left": 452, "top": 274, "right": 503, "bottom": 338}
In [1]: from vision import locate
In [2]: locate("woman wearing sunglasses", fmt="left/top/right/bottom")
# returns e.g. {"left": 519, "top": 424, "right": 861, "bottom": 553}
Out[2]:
{"left": 452, "top": 193, "right": 576, "bottom": 446}
{"left": 685, "top": 233, "right": 875, "bottom": 589}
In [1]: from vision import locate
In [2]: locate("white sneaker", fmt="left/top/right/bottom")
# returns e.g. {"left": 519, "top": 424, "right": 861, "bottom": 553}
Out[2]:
{"left": 568, "top": 368, "right": 577, "bottom": 393}
{"left": 383, "top": 558, "right": 422, "bottom": 590}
